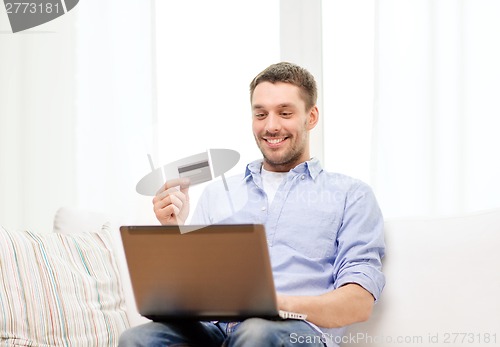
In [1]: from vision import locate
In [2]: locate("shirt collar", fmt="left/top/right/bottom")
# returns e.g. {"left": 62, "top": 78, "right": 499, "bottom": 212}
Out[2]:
{"left": 244, "top": 157, "right": 323, "bottom": 181}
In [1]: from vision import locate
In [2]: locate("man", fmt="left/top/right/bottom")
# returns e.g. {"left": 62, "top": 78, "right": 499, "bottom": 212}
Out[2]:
{"left": 119, "top": 62, "right": 385, "bottom": 347}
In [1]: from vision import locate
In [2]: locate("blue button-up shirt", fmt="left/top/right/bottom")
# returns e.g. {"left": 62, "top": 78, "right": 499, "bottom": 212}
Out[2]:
{"left": 191, "top": 158, "right": 385, "bottom": 346}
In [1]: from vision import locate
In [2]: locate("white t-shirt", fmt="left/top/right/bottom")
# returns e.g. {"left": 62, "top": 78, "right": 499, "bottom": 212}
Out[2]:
{"left": 261, "top": 167, "right": 287, "bottom": 205}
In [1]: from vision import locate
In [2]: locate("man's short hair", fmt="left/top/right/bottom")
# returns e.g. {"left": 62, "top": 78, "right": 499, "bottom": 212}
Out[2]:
{"left": 249, "top": 62, "right": 318, "bottom": 110}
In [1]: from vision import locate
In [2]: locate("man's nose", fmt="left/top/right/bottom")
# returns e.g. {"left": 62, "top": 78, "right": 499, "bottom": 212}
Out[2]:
{"left": 265, "top": 113, "right": 281, "bottom": 133}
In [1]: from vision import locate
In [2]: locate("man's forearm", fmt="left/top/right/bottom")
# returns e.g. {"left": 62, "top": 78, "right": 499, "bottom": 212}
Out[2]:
{"left": 277, "top": 283, "right": 374, "bottom": 328}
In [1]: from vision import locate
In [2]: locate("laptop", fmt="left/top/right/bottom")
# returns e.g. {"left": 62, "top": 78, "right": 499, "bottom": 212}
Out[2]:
{"left": 120, "top": 224, "right": 307, "bottom": 321}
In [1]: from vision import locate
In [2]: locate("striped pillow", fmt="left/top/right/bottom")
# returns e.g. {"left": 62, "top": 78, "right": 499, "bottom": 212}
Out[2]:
{"left": 0, "top": 225, "right": 130, "bottom": 346}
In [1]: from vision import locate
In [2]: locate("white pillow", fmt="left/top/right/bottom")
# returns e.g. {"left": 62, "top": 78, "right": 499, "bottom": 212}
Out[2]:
{"left": 0, "top": 224, "right": 130, "bottom": 346}
{"left": 53, "top": 206, "right": 111, "bottom": 234}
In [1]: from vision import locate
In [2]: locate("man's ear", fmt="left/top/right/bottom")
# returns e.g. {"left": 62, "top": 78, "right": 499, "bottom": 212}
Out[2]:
{"left": 307, "top": 106, "right": 319, "bottom": 130}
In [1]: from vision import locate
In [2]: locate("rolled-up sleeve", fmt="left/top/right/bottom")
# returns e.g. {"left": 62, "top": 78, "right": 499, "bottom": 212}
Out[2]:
{"left": 332, "top": 181, "right": 386, "bottom": 301}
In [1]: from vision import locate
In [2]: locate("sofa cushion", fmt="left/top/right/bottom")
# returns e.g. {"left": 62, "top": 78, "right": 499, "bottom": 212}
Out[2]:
{"left": 52, "top": 206, "right": 150, "bottom": 327}
{"left": 0, "top": 224, "right": 129, "bottom": 346}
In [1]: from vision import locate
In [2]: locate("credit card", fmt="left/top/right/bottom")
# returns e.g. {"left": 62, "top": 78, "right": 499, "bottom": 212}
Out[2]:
{"left": 178, "top": 160, "right": 213, "bottom": 185}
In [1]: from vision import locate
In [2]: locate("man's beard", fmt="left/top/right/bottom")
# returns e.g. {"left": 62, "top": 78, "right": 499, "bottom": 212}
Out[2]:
{"left": 255, "top": 131, "right": 308, "bottom": 170}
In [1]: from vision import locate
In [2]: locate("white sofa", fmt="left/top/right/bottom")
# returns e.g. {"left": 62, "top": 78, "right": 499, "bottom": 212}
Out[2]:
{"left": 345, "top": 209, "right": 500, "bottom": 347}
{"left": 1, "top": 207, "right": 499, "bottom": 346}
{"left": 0, "top": 207, "right": 149, "bottom": 347}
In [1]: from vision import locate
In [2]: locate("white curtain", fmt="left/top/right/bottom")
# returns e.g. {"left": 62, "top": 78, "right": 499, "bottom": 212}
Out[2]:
{"left": 0, "top": 0, "right": 158, "bottom": 231}
{"left": 322, "top": 1, "right": 375, "bottom": 185}
{"left": 2, "top": 0, "right": 280, "bottom": 231}
{"left": 323, "top": 0, "right": 500, "bottom": 219}
{"left": 0, "top": 9, "right": 77, "bottom": 231}
{"left": 154, "top": 0, "right": 280, "bottom": 209}
{"left": 372, "top": 0, "right": 500, "bottom": 218}
{"left": 4, "top": 0, "right": 499, "bottom": 231}
{"left": 75, "top": 0, "right": 157, "bottom": 225}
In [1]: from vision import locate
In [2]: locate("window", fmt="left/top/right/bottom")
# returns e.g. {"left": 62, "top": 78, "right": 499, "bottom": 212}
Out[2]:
{"left": 155, "top": 0, "right": 280, "bottom": 176}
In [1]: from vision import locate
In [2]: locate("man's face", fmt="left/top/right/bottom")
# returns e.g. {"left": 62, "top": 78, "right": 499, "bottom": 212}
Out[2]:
{"left": 251, "top": 81, "right": 318, "bottom": 172}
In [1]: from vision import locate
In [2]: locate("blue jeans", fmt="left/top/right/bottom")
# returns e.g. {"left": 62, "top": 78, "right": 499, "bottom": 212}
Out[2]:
{"left": 118, "top": 318, "right": 327, "bottom": 347}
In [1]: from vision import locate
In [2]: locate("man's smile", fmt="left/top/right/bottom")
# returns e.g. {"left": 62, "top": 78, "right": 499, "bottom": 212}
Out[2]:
{"left": 263, "top": 137, "right": 288, "bottom": 147}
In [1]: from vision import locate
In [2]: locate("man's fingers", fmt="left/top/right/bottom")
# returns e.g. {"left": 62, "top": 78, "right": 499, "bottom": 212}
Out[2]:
{"left": 153, "top": 178, "right": 191, "bottom": 225}
{"left": 156, "top": 178, "right": 191, "bottom": 195}
{"left": 154, "top": 185, "right": 186, "bottom": 202}
{"left": 179, "top": 179, "right": 191, "bottom": 197}
{"left": 153, "top": 192, "right": 185, "bottom": 212}
{"left": 157, "top": 204, "right": 180, "bottom": 223}
{"left": 161, "top": 204, "right": 180, "bottom": 217}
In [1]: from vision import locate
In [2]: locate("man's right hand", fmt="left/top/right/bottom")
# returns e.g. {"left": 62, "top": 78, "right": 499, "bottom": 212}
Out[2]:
{"left": 153, "top": 178, "right": 191, "bottom": 225}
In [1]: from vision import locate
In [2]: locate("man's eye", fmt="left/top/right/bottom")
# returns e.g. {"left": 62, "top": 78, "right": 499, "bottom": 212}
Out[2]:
{"left": 280, "top": 112, "right": 292, "bottom": 117}
{"left": 255, "top": 113, "right": 266, "bottom": 118}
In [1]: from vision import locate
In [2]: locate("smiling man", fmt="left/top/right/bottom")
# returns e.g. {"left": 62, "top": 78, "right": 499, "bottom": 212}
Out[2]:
{"left": 251, "top": 78, "right": 318, "bottom": 172}
{"left": 119, "top": 62, "right": 385, "bottom": 347}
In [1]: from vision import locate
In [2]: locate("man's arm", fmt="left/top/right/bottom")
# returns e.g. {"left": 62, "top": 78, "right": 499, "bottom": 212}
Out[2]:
{"left": 277, "top": 283, "right": 374, "bottom": 328}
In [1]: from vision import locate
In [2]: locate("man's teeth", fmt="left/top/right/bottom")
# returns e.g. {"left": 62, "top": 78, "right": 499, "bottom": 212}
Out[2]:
{"left": 267, "top": 138, "right": 285, "bottom": 144}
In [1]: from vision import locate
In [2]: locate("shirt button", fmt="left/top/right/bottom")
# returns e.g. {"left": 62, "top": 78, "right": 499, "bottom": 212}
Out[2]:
{"left": 301, "top": 175, "right": 305, "bottom": 180}
{"left": 261, "top": 206, "right": 267, "bottom": 211}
